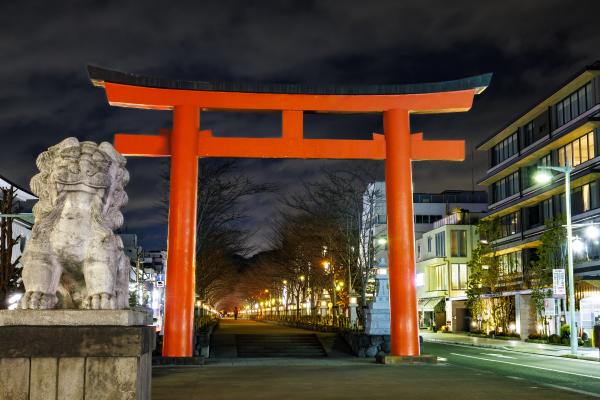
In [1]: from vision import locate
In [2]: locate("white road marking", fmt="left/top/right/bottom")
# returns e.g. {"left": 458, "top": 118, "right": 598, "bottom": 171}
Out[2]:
{"left": 481, "top": 353, "right": 515, "bottom": 359}
{"left": 449, "top": 352, "right": 600, "bottom": 380}
{"left": 428, "top": 341, "right": 600, "bottom": 365}
{"left": 505, "top": 375, "right": 524, "bottom": 380}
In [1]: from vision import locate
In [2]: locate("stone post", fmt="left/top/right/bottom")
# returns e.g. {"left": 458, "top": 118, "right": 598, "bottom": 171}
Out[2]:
{"left": 0, "top": 310, "right": 155, "bottom": 400}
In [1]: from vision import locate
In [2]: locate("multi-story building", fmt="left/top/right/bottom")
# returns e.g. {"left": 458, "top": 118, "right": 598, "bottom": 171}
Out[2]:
{"left": 477, "top": 61, "right": 600, "bottom": 338}
{"left": 364, "top": 181, "right": 487, "bottom": 270}
{"left": 415, "top": 211, "right": 482, "bottom": 332}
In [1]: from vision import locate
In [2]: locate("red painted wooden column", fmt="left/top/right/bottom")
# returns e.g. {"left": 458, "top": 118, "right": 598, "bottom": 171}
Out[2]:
{"left": 384, "top": 108, "right": 420, "bottom": 357}
{"left": 162, "top": 105, "right": 199, "bottom": 357}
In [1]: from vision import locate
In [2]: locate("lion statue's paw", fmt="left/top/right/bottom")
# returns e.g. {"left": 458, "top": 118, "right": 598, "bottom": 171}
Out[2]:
{"left": 18, "top": 291, "right": 58, "bottom": 309}
{"left": 82, "top": 292, "right": 118, "bottom": 310}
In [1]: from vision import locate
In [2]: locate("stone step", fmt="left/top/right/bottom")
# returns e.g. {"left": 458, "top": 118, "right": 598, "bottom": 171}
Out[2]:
{"left": 235, "top": 334, "right": 326, "bottom": 358}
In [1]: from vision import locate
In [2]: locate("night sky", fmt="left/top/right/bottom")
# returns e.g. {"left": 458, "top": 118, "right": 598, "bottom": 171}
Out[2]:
{"left": 1, "top": 1, "right": 599, "bottom": 252}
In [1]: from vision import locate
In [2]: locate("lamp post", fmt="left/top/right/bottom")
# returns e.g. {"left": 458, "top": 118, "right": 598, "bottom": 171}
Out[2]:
{"left": 534, "top": 163, "right": 578, "bottom": 355}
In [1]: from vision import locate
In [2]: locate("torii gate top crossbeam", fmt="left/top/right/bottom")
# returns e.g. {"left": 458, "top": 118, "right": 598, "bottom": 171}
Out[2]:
{"left": 88, "top": 65, "right": 490, "bottom": 113}
{"left": 87, "top": 66, "right": 491, "bottom": 161}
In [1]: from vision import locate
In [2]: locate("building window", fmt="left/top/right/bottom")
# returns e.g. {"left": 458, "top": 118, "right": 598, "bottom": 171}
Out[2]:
{"left": 498, "top": 251, "right": 522, "bottom": 275}
{"left": 522, "top": 120, "right": 547, "bottom": 148}
{"left": 427, "top": 237, "right": 432, "bottom": 253}
{"left": 451, "top": 263, "right": 468, "bottom": 290}
{"left": 492, "top": 171, "right": 520, "bottom": 203}
{"left": 556, "top": 82, "right": 593, "bottom": 127}
{"left": 491, "top": 132, "right": 518, "bottom": 166}
{"left": 450, "top": 230, "right": 467, "bottom": 257}
{"left": 435, "top": 232, "right": 446, "bottom": 257}
{"left": 558, "top": 131, "right": 595, "bottom": 168}
{"left": 428, "top": 264, "right": 447, "bottom": 291}
{"left": 417, "top": 245, "right": 421, "bottom": 260}
{"left": 498, "top": 211, "right": 520, "bottom": 238}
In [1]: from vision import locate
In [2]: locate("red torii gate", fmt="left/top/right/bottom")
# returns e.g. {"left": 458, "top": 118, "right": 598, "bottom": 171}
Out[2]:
{"left": 88, "top": 66, "right": 491, "bottom": 358}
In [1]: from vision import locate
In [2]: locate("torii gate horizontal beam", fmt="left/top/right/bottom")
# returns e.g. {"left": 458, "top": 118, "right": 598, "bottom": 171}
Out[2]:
{"left": 113, "top": 131, "right": 465, "bottom": 161}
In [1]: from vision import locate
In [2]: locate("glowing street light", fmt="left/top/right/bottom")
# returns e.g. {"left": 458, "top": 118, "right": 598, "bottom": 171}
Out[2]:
{"left": 535, "top": 163, "right": 578, "bottom": 356}
{"left": 572, "top": 237, "right": 585, "bottom": 254}
{"left": 585, "top": 225, "right": 600, "bottom": 240}
{"left": 377, "top": 237, "right": 388, "bottom": 246}
{"left": 533, "top": 170, "right": 553, "bottom": 184}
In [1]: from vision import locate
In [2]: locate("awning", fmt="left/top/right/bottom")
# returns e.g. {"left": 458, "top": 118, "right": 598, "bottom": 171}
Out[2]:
{"left": 418, "top": 297, "right": 444, "bottom": 312}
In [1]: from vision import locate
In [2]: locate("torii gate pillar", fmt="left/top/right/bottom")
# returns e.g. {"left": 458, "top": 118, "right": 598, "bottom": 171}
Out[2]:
{"left": 384, "top": 109, "right": 419, "bottom": 355}
{"left": 163, "top": 105, "right": 200, "bottom": 356}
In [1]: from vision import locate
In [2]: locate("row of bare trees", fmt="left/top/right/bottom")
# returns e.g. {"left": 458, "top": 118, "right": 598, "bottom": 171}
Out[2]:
{"left": 235, "top": 162, "right": 385, "bottom": 317}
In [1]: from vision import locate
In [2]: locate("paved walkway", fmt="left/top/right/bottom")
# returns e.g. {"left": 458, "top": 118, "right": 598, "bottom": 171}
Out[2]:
{"left": 421, "top": 331, "right": 600, "bottom": 360}
{"left": 151, "top": 321, "right": 598, "bottom": 399}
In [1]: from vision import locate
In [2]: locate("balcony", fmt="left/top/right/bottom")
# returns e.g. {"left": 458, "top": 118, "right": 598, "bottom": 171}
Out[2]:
{"left": 433, "top": 211, "right": 483, "bottom": 229}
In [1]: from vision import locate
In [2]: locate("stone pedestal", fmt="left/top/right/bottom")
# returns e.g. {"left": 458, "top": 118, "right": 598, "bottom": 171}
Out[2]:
{"left": 0, "top": 310, "right": 154, "bottom": 400}
{"left": 365, "top": 269, "right": 390, "bottom": 335}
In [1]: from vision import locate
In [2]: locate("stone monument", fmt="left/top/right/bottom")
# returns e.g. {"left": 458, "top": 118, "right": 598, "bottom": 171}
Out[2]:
{"left": 0, "top": 138, "right": 154, "bottom": 400}
{"left": 364, "top": 267, "right": 391, "bottom": 335}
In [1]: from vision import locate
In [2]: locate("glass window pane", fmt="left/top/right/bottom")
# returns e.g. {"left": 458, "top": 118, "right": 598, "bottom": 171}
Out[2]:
{"left": 573, "top": 139, "right": 581, "bottom": 166}
{"left": 565, "top": 143, "right": 573, "bottom": 167}
{"left": 460, "top": 264, "right": 467, "bottom": 289}
{"left": 586, "top": 83, "right": 593, "bottom": 109}
{"left": 583, "top": 184, "right": 590, "bottom": 212}
{"left": 591, "top": 181, "right": 599, "bottom": 209}
{"left": 571, "top": 93, "right": 579, "bottom": 117}
{"left": 579, "top": 87, "right": 587, "bottom": 113}
{"left": 589, "top": 132, "right": 595, "bottom": 159}
{"left": 558, "top": 147, "right": 565, "bottom": 167}
{"left": 581, "top": 134, "right": 589, "bottom": 163}
{"left": 557, "top": 102, "right": 564, "bottom": 126}
{"left": 564, "top": 98, "right": 572, "bottom": 122}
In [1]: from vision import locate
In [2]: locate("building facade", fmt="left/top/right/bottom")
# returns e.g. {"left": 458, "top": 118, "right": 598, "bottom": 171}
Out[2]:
{"left": 415, "top": 211, "right": 481, "bottom": 332}
{"left": 477, "top": 61, "right": 600, "bottom": 338}
{"left": 364, "top": 181, "right": 487, "bottom": 270}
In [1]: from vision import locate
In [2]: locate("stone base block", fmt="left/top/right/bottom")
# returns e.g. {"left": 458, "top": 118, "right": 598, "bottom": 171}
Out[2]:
{"left": 376, "top": 354, "right": 438, "bottom": 365}
{"left": 152, "top": 356, "right": 204, "bottom": 366}
{"left": 0, "top": 311, "right": 154, "bottom": 400}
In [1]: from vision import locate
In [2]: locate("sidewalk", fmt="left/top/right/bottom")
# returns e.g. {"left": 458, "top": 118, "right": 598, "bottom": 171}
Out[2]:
{"left": 421, "top": 331, "right": 600, "bottom": 361}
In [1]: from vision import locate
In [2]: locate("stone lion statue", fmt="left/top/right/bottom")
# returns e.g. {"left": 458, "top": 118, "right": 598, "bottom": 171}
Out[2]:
{"left": 19, "top": 137, "right": 130, "bottom": 310}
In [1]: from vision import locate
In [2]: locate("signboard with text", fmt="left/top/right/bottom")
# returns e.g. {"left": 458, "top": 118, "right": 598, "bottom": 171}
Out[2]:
{"left": 552, "top": 269, "right": 566, "bottom": 297}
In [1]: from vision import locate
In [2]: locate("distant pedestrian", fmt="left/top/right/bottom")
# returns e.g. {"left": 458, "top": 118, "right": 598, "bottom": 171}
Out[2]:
{"left": 233, "top": 306, "right": 239, "bottom": 320}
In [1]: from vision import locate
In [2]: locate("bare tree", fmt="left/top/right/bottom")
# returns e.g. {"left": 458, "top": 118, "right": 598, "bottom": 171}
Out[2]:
{"left": 161, "top": 159, "right": 275, "bottom": 309}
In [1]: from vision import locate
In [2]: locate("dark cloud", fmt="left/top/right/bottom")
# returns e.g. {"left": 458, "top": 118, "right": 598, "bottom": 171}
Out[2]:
{"left": 1, "top": 0, "right": 599, "bottom": 251}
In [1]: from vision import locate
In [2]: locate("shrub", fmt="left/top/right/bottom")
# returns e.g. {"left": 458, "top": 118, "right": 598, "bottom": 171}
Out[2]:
{"left": 548, "top": 334, "right": 561, "bottom": 344}
{"left": 560, "top": 324, "right": 570, "bottom": 339}
{"left": 528, "top": 333, "right": 544, "bottom": 340}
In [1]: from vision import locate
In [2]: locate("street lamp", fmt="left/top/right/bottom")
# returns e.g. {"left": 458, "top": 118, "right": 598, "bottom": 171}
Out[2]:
{"left": 534, "top": 163, "right": 578, "bottom": 355}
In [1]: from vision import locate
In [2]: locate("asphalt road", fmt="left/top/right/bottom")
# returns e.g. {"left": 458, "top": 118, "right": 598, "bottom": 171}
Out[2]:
{"left": 423, "top": 341, "right": 600, "bottom": 397}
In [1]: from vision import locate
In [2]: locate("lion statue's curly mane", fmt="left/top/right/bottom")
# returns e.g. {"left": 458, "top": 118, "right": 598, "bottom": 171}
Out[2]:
{"left": 19, "top": 137, "right": 130, "bottom": 310}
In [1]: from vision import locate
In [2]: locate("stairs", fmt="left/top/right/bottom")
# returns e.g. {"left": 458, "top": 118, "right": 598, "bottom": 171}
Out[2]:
{"left": 235, "top": 334, "right": 327, "bottom": 358}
